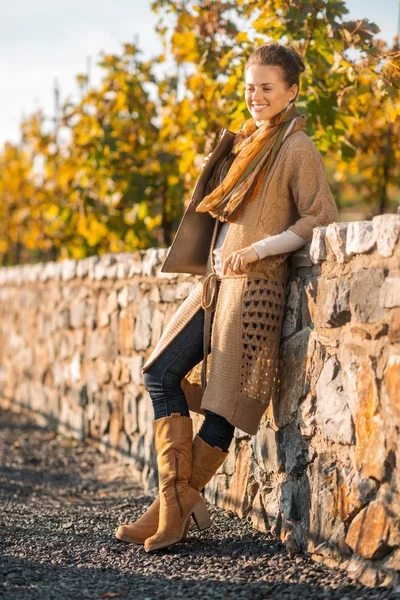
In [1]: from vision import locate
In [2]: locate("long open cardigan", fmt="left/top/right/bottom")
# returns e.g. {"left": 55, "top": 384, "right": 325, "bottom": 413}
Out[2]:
{"left": 142, "top": 129, "right": 339, "bottom": 435}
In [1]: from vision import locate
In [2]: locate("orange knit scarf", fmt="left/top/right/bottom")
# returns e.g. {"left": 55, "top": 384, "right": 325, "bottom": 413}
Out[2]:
{"left": 195, "top": 103, "right": 307, "bottom": 222}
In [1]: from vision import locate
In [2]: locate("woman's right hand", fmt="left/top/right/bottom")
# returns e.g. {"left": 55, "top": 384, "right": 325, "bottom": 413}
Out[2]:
{"left": 201, "top": 152, "right": 213, "bottom": 169}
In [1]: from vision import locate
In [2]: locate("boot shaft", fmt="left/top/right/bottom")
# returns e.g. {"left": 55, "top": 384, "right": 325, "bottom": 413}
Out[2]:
{"left": 153, "top": 413, "right": 193, "bottom": 494}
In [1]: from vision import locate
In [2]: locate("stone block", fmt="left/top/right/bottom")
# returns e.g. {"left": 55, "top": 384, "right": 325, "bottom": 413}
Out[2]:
{"left": 137, "top": 392, "right": 154, "bottom": 434}
{"left": 354, "top": 359, "right": 386, "bottom": 481}
{"left": 55, "top": 307, "right": 70, "bottom": 330}
{"left": 119, "top": 310, "right": 135, "bottom": 354}
{"left": 134, "top": 296, "right": 152, "bottom": 351}
{"left": 61, "top": 259, "right": 77, "bottom": 281}
{"left": 346, "top": 221, "right": 376, "bottom": 255}
{"left": 116, "top": 261, "right": 130, "bottom": 280}
{"left": 117, "top": 283, "right": 140, "bottom": 308}
{"left": 382, "top": 548, "right": 400, "bottom": 573}
{"left": 282, "top": 279, "right": 302, "bottom": 338}
{"left": 382, "top": 354, "right": 400, "bottom": 421}
{"left": 97, "top": 290, "right": 118, "bottom": 328}
{"left": 85, "top": 301, "right": 96, "bottom": 330}
{"left": 175, "top": 281, "right": 196, "bottom": 300}
{"left": 252, "top": 420, "right": 282, "bottom": 473}
{"left": 290, "top": 244, "right": 313, "bottom": 268}
{"left": 112, "top": 360, "right": 131, "bottom": 387}
{"left": 298, "top": 394, "right": 316, "bottom": 439}
{"left": 339, "top": 343, "right": 364, "bottom": 417}
{"left": 142, "top": 248, "right": 160, "bottom": 277}
{"left": 380, "top": 277, "right": 400, "bottom": 308}
{"left": 345, "top": 500, "right": 391, "bottom": 560}
{"left": 160, "top": 285, "right": 178, "bottom": 303}
{"left": 388, "top": 308, "right": 400, "bottom": 343}
{"left": 40, "top": 261, "right": 60, "bottom": 282}
{"left": 350, "top": 268, "right": 385, "bottom": 323}
{"left": 58, "top": 397, "right": 85, "bottom": 440}
{"left": 337, "top": 467, "right": 378, "bottom": 523}
{"left": 86, "top": 256, "right": 100, "bottom": 280}
{"left": 274, "top": 328, "right": 311, "bottom": 427}
{"left": 93, "top": 256, "right": 111, "bottom": 280}
{"left": 104, "top": 313, "right": 119, "bottom": 360}
{"left": 130, "top": 355, "right": 144, "bottom": 385}
{"left": 326, "top": 222, "right": 349, "bottom": 263}
{"left": 277, "top": 424, "right": 310, "bottom": 475}
{"left": 76, "top": 256, "right": 90, "bottom": 279}
{"left": 68, "top": 351, "right": 82, "bottom": 383}
{"left": 317, "top": 276, "right": 350, "bottom": 328}
{"left": 308, "top": 453, "right": 341, "bottom": 551}
{"left": 123, "top": 385, "right": 140, "bottom": 437}
{"left": 251, "top": 489, "right": 268, "bottom": 532}
{"left": 373, "top": 214, "right": 400, "bottom": 257}
{"left": 316, "top": 356, "right": 355, "bottom": 445}
{"left": 127, "top": 256, "right": 144, "bottom": 277}
{"left": 85, "top": 330, "right": 105, "bottom": 361}
{"left": 220, "top": 443, "right": 252, "bottom": 518}
{"left": 149, "top": 285, "right": 161, "bottom": 302}
{"left": 310, "top": 226, "right": 328, "bottom": 264}
{"left": 108, "top": 389, "right": 124, "bottom": 449}
{"left": 280, "top": 479, "right": 302, "bottom": 521}
{"left": 70, "top": 302, "right": 86, "bottom": 329}
{"left": 151, "top": 308, "right": 164, "bottom": 348}
{"left": 58, "top": 332, "right": 74, "bottom": 360}
{"left": 303, "top": 278, "right": 318, "bottom": 325}
{"left": 93, "top": 359, "right": 111, "bottom": 385}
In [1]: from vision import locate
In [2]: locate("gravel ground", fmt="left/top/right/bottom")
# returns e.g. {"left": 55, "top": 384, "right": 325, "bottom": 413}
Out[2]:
{"left": 0, "top": 407, "right": 396, "bottom": 600}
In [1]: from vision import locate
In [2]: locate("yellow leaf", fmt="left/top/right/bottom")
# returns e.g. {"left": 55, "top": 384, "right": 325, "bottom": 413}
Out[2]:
{"left": 236, "top": 32, "right": 249, "bottom": 43}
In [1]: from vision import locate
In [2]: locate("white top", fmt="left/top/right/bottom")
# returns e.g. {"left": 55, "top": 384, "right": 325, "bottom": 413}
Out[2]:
{"left": 212, "top": 102, "right": 306, "bottom": 278}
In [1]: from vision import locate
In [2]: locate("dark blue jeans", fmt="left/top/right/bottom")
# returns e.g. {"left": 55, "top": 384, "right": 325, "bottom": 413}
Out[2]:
{"left": 143, "top": 304, "right": 235, "bottom": 452}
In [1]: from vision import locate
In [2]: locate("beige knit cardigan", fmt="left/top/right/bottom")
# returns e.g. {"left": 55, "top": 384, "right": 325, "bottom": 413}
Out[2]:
{"left": 142, "top": 129, "right": 339, "bottom": 435}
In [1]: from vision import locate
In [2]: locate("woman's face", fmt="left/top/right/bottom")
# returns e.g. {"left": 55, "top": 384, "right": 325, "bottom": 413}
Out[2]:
{"left": 245, "top": 64, "right": 298, "bottom": 124}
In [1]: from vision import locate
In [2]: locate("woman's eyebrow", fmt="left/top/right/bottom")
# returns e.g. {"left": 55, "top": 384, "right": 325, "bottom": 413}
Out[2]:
{"left": 246, "top": 82, "right": 275, "bottom": 86}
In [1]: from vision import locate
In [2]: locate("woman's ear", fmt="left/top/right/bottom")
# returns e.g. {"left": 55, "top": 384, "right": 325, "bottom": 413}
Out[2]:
{"left": 291, "top": 84, "right": 299, "bottom": 102}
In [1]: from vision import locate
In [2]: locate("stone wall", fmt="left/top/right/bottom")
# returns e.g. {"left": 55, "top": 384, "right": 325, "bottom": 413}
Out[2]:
{"left": 0, "top": 214, "right": 399, "bottom": 588}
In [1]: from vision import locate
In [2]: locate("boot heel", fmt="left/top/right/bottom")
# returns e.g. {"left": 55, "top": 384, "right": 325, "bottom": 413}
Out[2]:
{"left": 191, "top": 499, "right": 212, "bottom": 531}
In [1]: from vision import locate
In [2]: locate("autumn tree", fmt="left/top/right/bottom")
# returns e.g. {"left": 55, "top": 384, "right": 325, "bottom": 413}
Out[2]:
{"left": 0, "top": 0, "right": 398, "bottom": 266}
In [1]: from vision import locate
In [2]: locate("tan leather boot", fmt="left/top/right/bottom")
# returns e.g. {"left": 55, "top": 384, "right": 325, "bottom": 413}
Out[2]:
{"left": 115, "top": 431, "right": 229, "bottom": 545}
{"left": 144, "top": 413, "right": 212, "bottom": 552}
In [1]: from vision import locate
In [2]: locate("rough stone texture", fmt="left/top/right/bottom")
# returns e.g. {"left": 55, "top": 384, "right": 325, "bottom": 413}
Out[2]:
{"left": 325, "top": 222, "right": 350, "bottom": 263}
{"left": 309, "top": 226, "right": 328, "bottom": 264}
{"left": 315, "top": 357, "right": 355, "bottom": 445}
{"left": 373, "top": 214, "right": 400, "bottom": 257}
{"left": 354, "top": 359, "right": 386, "bottom": 481}
{"left": 350, "top": 268, "right": 386, "bottom": 323}
{"left": 345, "top": 500, "right": 391, "bottom": 560}
{"left": 317, "top": 277, "right": 351, "bottom": 328}
{"left": 0, "top": 215, "right": 400, "bottom": 590}
{"left": 346, "top": 221, "right": 376, "bottom": 255}
{"left": 381, "top": 277, "right": 400, "bottom": 308}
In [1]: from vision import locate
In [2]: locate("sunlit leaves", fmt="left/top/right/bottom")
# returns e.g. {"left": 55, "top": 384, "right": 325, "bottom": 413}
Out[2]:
{"left": 0, "top": 0, "right": 398, "bottom": 266}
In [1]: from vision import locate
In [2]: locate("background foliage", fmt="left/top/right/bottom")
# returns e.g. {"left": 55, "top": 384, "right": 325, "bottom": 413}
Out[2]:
{"left": 0, "top": 0, "right": 399, "bottom": 265}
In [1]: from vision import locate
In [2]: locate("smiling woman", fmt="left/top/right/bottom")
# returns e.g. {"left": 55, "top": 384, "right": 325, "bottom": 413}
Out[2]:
{"left": 116, "top": 42, "right": 339, "bottom": 553}
{"left": 245, "top": 47, "right": 304, "bottom": 124}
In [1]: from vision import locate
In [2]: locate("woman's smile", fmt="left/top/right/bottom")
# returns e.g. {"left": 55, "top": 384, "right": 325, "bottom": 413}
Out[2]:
{"left": 252, "top": 103, "right": 270, "bottom": 113}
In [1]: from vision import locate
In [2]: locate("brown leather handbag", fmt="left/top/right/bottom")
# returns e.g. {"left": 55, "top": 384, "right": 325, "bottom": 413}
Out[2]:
{"left": 160, "top": 128, "right": 236, "bottom": 275}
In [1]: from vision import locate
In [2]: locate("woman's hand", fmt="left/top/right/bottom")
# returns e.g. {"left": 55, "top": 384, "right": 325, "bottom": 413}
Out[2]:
{"left": 222, "top": 246, "right": 259, "bottom": 275}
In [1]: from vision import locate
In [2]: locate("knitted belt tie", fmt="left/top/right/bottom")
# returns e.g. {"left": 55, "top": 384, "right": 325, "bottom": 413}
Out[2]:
{"left": 200, "top": 272, "right": 220, "bottom": 392}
